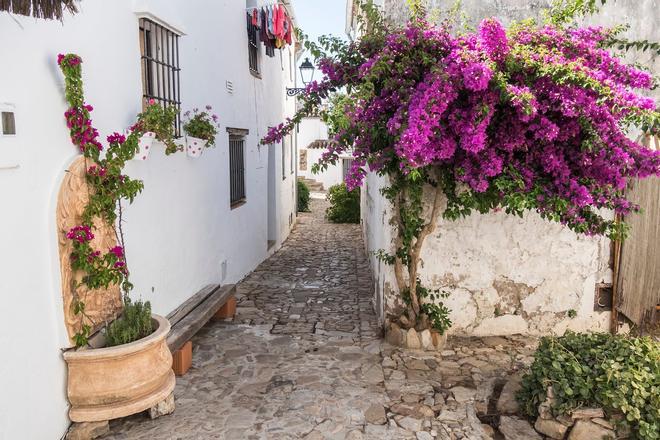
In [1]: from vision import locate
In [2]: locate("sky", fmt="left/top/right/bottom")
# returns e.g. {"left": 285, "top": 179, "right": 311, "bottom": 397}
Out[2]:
{"left": 293, "top": 0, "right": 348, "bottom": 53}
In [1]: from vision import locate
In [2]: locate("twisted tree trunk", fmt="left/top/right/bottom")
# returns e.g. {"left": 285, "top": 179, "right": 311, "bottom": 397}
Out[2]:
{"left": 393, "top": 172, "right": 444, "bottom": 327}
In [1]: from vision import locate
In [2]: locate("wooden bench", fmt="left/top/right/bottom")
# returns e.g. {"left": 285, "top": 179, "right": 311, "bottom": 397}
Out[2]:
{"left": 166, "top": 284, "right": 236, "bottom": 375}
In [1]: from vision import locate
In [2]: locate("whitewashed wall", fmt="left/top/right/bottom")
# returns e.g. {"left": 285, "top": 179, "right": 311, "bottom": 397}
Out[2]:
{"left": 297, "top": 116, "right": 351, "bottom": 190}
{"left": 357, "top": 0, "right": 658, "bottom": 336}
{"left": 0, "top": 1, "right": 298, "bottom": 438}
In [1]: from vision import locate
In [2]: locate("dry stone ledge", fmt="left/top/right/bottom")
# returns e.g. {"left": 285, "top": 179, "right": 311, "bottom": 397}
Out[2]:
{"left": 568, "top": 420, "right": 616, "bottom": 440}
{"left": 65, "top": 421, "right": 109, "bottom": 440}
{"left": 499, "top": 416, "right": 542, "bottom": 440}
{"left": 497, "top": 372, "right": 523, "bottom": 414}
{"left": 385, "top": 322, "right": 448, "bottom": 351}
{"left": 535, "top": 417, "right": 569, "bottom": 439}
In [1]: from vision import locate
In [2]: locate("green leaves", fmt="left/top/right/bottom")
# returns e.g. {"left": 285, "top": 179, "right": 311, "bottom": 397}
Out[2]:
{"left": 518, "top": 331, "right": 660, "bottom": 439}
{"left": 326, "top": 183, "right": 361, "bottom": 223}
{"left": 105, "top": 298, "right": 153, "bottom": 347}
{"left": 297, "top": 180, "right": 311, "bottom": 212}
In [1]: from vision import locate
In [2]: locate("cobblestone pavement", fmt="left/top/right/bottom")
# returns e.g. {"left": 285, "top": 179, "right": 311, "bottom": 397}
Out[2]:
{"left": 104, "top": 199, "right": 538, "bottom": 440}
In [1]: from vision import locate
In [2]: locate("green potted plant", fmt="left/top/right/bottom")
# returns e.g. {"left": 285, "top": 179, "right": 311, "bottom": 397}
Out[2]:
{"left": 182, "top": 105, "right": 220, "bottom": 158}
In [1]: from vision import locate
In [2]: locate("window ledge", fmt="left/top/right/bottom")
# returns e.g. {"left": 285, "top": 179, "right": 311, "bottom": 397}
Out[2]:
{"left": 250, "top": 70, "right": 262, "bottom": 80}
{"left": 230, "top": 199, "right": 247, "bottom": 210}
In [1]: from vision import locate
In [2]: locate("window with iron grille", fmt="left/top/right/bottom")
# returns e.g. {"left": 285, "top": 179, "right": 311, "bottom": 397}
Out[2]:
{"left": 246, "top": 13, "right": 260, "bottom": 75}
{"left": 282, "top": 137, "right": 287, "bottom": 179}
{"left": 229, "top": 134, "right": 247, "bottom": 207}
{"left": 290, "top": 134, "right": 294, "bottom": 175}
{"left": 139, "top": 18, "right": 182, "bottom": 135}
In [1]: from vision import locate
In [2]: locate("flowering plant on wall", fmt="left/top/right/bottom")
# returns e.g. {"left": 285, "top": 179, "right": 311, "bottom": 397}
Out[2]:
{"left": 183, "top": 105, "right": 220, "bottom": 147}
{"left": 58, "top": 53, "right": 179, "bottom": 347}
{"left": 261, "top": 0, "right": 660, "bottom": 342}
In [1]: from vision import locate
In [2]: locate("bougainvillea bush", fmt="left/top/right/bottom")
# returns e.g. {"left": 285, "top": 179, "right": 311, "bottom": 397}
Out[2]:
{"left": 59, "top": 53, "right": 178, "bottom": 346}
{"left": 262, "top": 2, "right": 660, "bottom": 329}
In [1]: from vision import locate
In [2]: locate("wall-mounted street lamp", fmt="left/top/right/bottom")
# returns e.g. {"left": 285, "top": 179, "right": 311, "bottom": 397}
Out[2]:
{"left": 286, "top": 58, "right": 315, "bottom": 97}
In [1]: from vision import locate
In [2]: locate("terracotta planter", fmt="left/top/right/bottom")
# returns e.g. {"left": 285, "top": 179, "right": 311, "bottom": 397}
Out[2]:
{"left": 185, "top": 136, "right": 207, "bottom": 158}
{"left": 63, "top": 314, "right": 175, "bottom": 422}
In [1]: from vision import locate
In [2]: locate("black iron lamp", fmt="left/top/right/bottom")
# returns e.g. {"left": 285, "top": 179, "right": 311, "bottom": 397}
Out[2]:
{"left": 287, "top": 58, "right": 316, "bottom": 97}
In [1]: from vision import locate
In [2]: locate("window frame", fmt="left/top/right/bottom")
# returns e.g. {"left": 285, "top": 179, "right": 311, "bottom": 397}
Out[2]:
{"left": 246, "top": 12, "right": 260, "bottom": 77}
{"left": 139, "top": 17, "right": 182, "bottom": 136}
{"left": 281, "top": 137, "right": 287, "bottom": 180}
{"left": 290, "top": 134, "right": 294, "bottom": 175}
{"left": 228, "top": 128, "right": 249, "bottom": 208}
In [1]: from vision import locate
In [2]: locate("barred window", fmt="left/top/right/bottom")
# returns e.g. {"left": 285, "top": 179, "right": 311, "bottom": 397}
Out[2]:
{"left": 246, "top": 13, "right": 260, "bottom": 75}
{"left": 282, "top": 137, "right": 287, "bottom": 179}
{"left": 290, "top": 134, "right": 294, "bottom": 175}
{"left": 228, "top": 130, "right": 248, "bottom": 207}
{"left": 139, "top": 18, "right": 182, "bottom": 135}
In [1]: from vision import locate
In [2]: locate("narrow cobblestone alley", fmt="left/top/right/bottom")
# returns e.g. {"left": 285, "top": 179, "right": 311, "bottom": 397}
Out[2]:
{"left": 105, "top": 199, "right": 387, "bottom": 439}
{"left": 104, "top": 199, "right": 538, "bottom": 440}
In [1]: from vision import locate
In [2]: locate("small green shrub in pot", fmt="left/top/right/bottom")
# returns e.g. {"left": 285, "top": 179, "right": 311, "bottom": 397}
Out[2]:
{"left": 326, "top": 183, "right": 360, "bottom": 223}
{"left": 297, "top": 180, "right": 311, "bottom": 212}
{"left": 105, "top": 297, "right": 153, "bottom": 347}
{"left": 517, "top": 331, "right": 660, "bottom": 440}
{"left": 182, "top": 105, "right": 220, "bottom": 147}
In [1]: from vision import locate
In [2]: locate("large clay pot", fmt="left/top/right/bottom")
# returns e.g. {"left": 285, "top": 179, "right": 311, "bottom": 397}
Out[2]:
{"left": 63, "top": 314, "right": 175, "bottom": 422}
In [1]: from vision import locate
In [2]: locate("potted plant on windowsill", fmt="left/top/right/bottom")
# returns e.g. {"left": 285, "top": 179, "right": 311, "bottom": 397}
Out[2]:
{"left": 57, "top": 53, "right": 179, "bottom": 424}
{"left": 182, "top": 105, "right": 220, "bottom": 158}
{"left": 133, "top": 99, "right": 181, "bottom": 160}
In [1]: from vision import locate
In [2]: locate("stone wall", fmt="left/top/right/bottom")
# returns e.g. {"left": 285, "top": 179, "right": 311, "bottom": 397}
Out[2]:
{"left": 361, "top": 0, "right": 659, "bottom": 336}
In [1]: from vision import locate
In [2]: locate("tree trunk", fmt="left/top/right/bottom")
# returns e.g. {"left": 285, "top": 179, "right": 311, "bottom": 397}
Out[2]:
{"left": 406, "top": 178, "right": 444, "bottom": 327}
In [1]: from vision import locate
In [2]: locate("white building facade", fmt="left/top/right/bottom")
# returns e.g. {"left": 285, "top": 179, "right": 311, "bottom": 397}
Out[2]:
{"left": 0, "top": 1, "right": 300, "bottom": 438}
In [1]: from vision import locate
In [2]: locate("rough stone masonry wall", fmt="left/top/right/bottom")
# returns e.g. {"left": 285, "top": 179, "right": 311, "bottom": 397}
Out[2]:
{"left": 362, "top": 0, "right": 659, "bottom": 336}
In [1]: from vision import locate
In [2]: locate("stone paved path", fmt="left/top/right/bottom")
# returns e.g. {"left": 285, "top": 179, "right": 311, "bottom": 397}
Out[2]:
{"left": 104, "top": 199, "right": 538, "bottom": 440}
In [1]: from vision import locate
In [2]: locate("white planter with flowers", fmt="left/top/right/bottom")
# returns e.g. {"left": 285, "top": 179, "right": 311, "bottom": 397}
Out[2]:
{"left": 134, "top": 131, "right": 155, "bottom": 161}
{"left": 186, "top": 136, "right": 207, "bottom": 158}
{"left": 182, "top": 105, "right": 220, "bottom": 159}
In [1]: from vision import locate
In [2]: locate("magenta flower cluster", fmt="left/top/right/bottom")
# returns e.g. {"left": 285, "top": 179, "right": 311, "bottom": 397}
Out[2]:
{"left": 264, "top": 18, "right": 659, "bottom": 237}
{"left": 64, "top": 105, "right": 103, "bottom": 153}
{"left": 66, "top": 225, "right": 94, "bottom": 243}
{"left": 57, "top": 53, "right": 81, "bottom": 67}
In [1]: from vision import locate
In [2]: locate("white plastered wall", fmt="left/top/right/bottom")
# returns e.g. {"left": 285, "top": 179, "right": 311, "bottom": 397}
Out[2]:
{"left": 0, "top": 0, "right": 298, "bottom": 437}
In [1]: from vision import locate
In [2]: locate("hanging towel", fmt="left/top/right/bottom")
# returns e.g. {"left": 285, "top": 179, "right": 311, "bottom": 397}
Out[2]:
{"left": 251, "top": 8, "right": 258, "bottom": 27}
{"left": 284, "top": 15, "right": 292, "bottom": 45}
{"left": 276, "top": 4, "right": 287, "bottom": 40}
{"left": 267, "top": 5, "right": 275, "bottom": 38}
{"left": 260, "top": 7, "right": 276, "bottom": 57}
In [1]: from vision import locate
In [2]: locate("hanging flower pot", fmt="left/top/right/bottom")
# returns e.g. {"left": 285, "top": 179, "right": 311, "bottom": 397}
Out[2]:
{"left": 182, "top": 105, "right": 220, "bottom": 158}
{"left": 134, "top": 131, "right": 156, "bottom": 161}
{"left": 186, "top": 136, "right": 207, "bottom": 158}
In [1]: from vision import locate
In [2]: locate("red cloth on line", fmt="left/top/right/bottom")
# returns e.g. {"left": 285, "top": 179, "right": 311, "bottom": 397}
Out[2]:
{"left": 251, "top": 8, "right": 258, "bottom": 27}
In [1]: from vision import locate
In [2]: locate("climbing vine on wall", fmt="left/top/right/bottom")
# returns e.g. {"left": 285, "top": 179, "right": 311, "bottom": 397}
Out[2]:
{"left": 58, "top": 53, "right": 179, "bottom": 347}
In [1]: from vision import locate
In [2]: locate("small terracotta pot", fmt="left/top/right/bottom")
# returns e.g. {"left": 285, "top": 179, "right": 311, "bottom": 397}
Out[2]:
{"left": 134, "top": 132, "right": 155, "bottom": 161}
{"left": 63, "top": 314, "right": 175, "bottom": 422}
{"left": 185, "top": 136, "right": 207, "bottom": 158}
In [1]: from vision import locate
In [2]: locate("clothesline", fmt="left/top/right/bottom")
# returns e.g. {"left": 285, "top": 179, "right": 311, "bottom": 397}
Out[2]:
{"left": 246, "top": 2, "right": 294, "bottom": 54}
{"left": 245, "top": 3, "right": 286, "bottom": 11}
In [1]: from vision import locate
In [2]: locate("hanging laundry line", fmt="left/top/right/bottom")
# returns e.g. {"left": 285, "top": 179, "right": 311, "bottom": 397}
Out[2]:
{"left": 246, "top": 2, "right": 294, "bottom": 56}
